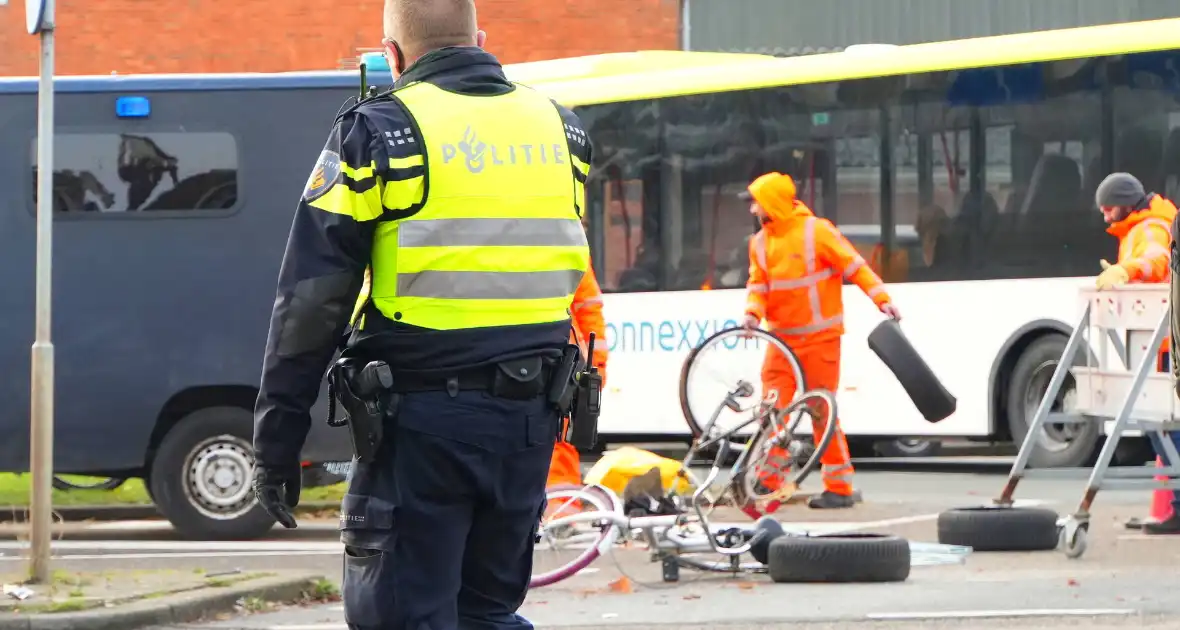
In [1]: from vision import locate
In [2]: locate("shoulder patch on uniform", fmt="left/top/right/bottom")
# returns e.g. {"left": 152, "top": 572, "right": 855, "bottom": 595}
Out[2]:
{"left": 303, "top": 150, "right": 342, "bottom": 202}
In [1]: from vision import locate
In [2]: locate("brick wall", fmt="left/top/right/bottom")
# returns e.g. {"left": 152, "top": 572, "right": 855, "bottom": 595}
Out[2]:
{"left": 0, "top": 0, "right": 680, "bottom": 76}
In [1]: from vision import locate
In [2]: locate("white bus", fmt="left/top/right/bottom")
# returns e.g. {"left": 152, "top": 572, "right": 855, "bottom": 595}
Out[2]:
{"left": 537, "top": 18, "right": 1180, "bottom": 468}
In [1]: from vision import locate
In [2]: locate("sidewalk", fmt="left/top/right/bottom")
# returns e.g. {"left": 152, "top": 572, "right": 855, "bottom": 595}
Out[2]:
{"left": 0, "top": 569, "right": 331, "bottom": 630}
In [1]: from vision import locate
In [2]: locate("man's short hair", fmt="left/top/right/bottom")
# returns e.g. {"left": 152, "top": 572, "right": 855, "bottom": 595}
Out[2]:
{"left": 384, "top": 0, "right": 477, "bottom": 52}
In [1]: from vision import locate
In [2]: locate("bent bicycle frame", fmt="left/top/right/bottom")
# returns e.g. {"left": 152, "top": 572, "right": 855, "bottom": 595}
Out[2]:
{"left": 541, "top": 387, "right": 829, "bottom": 578}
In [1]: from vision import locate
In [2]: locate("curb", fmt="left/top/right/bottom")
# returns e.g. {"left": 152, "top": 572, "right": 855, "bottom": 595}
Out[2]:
{"left": 0, "top": 572, "right": 327, "bottom": 630}
{"left": 0, "top": 502, "right": 340, "bottom": 524}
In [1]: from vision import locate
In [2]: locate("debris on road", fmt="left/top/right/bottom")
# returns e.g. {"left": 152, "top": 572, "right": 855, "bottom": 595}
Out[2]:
{"left": 1, "top": 585, "right": 32, "bottom": 601}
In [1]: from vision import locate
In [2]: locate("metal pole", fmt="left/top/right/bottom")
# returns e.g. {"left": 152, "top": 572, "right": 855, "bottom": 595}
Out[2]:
{"left": 29, "top": 0, "right": 56, "bottom": 585}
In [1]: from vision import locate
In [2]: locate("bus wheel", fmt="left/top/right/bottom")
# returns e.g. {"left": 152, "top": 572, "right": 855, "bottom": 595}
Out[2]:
{"left": 873, "top": 438, "right": 942, "bottom": 458}
{"left": 148, "top": 406, "right": 275, "bottom": 540}
{"left": 1006, "top": 335, "right": 1098, "bottom": 468}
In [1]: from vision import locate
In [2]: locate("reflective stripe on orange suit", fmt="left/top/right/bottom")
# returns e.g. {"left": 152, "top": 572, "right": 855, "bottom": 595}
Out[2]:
{"left": 1107, "top": 194, "right": 1177, "bottom": 369}
{"left": 547, "top": 266, "right": 608, "bottom": 490}
{"left": 744, "top": 173, "right": 892, "bottom": 496}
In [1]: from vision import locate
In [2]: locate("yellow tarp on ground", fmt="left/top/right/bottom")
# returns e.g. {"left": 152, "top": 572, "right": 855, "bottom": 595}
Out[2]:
{"left": 583, "top": 446, "right": 693, "bottom": 497}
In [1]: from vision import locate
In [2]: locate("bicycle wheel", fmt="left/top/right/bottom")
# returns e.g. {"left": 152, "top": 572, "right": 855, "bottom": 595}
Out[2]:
{"left": 679, "top": 326, "right": 805, "bottom": 439}
{"left": 735, "top": 388, "right": 839, "bottom": 510}
{"left": 531, "top": 484, "right": 621, "bottom": 588}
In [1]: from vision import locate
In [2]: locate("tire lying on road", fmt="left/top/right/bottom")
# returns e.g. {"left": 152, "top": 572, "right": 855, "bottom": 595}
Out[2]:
{"left": 149, "top": 406, "right": 276, "bottom": 540}
{"left": 937, "top": 506, "right": 1059, "bottom": 551}
{"left": 867, "top": 319, "right": 957, "bottom": 423}
{"left": 767, "top": 533, "right": 911, "bottom": 583}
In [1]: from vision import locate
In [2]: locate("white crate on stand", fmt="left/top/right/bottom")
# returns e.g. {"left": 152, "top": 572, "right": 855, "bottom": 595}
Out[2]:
{"left": 1070, "top": 285, "right": 1177, "bottom": 422}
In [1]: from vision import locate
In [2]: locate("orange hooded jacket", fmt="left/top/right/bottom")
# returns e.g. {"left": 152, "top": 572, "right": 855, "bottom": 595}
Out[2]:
{"left": 571, "top": 266, "right": 608, "bottom": 379}
{"left": 744, "top": 173, "right": 892, "bottom": 348}
{"left": 1107, "top": 194, "right": 1177, "bottom": 283}
{"left": 548, "top": 266, "right": 608, "bottom": 490}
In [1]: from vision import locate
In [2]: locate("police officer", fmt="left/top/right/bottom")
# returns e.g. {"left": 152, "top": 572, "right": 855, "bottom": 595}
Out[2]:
{"left": 250, "top": 0, "right": 593, "bottom": 627}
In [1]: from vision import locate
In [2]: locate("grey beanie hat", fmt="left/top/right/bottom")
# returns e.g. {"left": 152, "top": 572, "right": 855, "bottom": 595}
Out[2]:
{"left": 1095, "top": 172, "right": 1146, "bottom": 208}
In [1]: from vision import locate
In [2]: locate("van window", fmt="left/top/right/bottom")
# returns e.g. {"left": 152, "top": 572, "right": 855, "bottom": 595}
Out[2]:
{"left": 31, "top": 131, "right": 240, "bottom": 214}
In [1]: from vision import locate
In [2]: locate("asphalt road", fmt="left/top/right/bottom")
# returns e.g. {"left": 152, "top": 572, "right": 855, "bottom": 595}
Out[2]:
{"left": 3, "top": 464, "right": 1178, "bottom": 629}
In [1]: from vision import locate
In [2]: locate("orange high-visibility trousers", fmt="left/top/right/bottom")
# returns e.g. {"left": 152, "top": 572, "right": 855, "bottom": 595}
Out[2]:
{"left": 759, "top": 338, "right": 854, "bottom": 496}
{"left": 547, "top": 426, "right": 582, "bottom": 488}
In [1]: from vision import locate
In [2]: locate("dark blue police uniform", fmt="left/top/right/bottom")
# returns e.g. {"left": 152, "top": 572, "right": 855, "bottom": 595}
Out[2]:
{"left": 252, "top": 46, "right": 594, "bottom": 628}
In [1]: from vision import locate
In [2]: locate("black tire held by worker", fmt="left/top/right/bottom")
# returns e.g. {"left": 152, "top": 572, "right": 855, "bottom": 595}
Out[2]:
{"left": 748, "top": 516, "right": 786, "bottom": 565}
{"left": 766, "top": 533, "right": 911, "bottom": 583}
{"left": 937, "top": 506, "right": 1060, "bottom": 551}
{"left": 866, "top": 319, "right": 957, "bottom": 423}
{"left": 149, "top": 406, "right": 277, "bottom": 540}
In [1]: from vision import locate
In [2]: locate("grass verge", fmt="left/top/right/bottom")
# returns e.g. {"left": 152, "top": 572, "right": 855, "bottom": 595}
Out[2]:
{"left": 0, "top": 473, "right": 346, "bottom": 507}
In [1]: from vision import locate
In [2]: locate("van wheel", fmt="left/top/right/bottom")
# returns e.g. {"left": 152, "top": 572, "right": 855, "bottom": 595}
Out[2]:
{"left": 1006, "top": 335, "right": 1098, "bottom": 469}
{"left": 149, "top": 406, "right": 275, "bottom": 540}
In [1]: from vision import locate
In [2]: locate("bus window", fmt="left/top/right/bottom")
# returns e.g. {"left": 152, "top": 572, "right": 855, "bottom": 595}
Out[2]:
{"left": 978, "top": 67, "right": 1107, "bottom": 280}
{"left": 1111, "top": 50, "right": 1180, "bottom": 200}
{"left": 31, "top": 131, "right": 240, "bottom": 215}
{"left": 601, "top": 172, "right": 653, "bottom": 292}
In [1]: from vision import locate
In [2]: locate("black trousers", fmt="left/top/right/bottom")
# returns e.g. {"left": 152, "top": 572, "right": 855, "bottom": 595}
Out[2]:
{"left": 340, "top": 389, "right": 557, "bottom": 630}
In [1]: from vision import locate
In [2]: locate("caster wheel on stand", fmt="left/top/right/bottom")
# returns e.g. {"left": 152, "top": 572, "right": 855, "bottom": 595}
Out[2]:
{"left": 1060, "top": 518, "right": 1089, "bottom": 559}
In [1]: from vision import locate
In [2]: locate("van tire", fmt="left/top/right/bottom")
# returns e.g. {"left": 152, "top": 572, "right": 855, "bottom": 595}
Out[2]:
{"left": 149, "top": 406, "right": 275, "bottom": 540}
{"left": 867, "top": 319, "right": 957, "bottom": 423}
{"left": 1006, "top": 335, "right": 1099, "bottom": 469}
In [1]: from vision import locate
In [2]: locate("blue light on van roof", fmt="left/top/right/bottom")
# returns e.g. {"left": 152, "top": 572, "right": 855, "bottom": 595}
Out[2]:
{"left": 115, "top": 96, "right": 151, "bottom": 118}
{"left": 360, "top": 52, "right": 390, "bottom": 73}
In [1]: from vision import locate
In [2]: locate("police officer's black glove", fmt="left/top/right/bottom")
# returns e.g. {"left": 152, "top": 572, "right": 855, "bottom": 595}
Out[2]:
{"left": 252, "top": 463, "right": 302, "bottom": 529}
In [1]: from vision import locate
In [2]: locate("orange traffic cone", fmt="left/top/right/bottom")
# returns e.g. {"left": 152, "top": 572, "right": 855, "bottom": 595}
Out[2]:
{"left": 1150, "top": 456, "right": 1174, "bottom": 523}
{"left": 1125, "top": 457, "right": 1175, "bottom": 530}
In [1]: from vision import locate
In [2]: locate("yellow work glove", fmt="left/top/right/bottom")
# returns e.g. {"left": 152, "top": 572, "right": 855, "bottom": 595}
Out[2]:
{"left": 1095, "top": 259, "right": 1130, "bottom": 290}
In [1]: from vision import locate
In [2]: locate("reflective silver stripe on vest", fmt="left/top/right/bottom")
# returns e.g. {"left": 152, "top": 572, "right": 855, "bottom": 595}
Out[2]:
{"left": 753, "top": 231, "right": 768, "bottom": 272}
{"left": 398, "top": 217, "right": 588, "bottom": 248}
{"left": 770, "top": 269, "right": 835, "bottom": 290}
{"left": 398, "top": 269, "right": 585, "bottom": 300}
{"left": 803, "top": 217, "right": 823, "bottom": 321}
{"left": 1135, "top": 218, "right": 1172, "bottom": 236}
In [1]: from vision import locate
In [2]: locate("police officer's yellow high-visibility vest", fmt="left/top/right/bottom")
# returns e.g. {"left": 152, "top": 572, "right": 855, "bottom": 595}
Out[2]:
{"left": 367, "top": 82, "right": 590, "bottom": 331}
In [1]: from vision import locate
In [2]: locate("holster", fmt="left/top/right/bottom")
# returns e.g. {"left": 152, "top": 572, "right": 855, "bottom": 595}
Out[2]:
{"left": 328, "top": 358, "right": 397, "bottom": 463}
{"left": 546, "top": 344, "right": 582, "bottom": 411}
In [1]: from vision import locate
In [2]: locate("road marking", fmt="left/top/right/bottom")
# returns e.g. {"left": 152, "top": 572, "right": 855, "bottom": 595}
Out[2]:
{"left": 867, "top": 608, "right": 1136, "bottom": 621}
{"left": 714, "top": 499, "right": 1050, "bottom": 537}
{"left": 0, "top": 540, "right": 342, "bottom": 552}
{"left": 81, "top": 520, "right": 171, "bottom": 531}
{"left": 0, "top": 550, "right": 338, "bottom": 561}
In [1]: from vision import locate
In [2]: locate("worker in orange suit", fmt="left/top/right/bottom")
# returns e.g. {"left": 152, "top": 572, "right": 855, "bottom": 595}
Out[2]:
{"left": 1093, "top": 172, "right": 1180, "bottom": 536}
{"left": 1095, "top": 172, "right": 1176, "bottom": 289}
{"left": 1094, "top": 172, "right": 1176, "bottom": 372}
{"left": 740, "top": 172, "right": 900, "bottom": 510}
{"left": 546, "top": 266, "right": 608, "bottom": 489}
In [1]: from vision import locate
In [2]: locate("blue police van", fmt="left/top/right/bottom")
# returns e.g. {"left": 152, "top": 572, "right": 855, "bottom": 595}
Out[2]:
{"left": 0, "top": 67, "right": 392, "bottom": 539}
